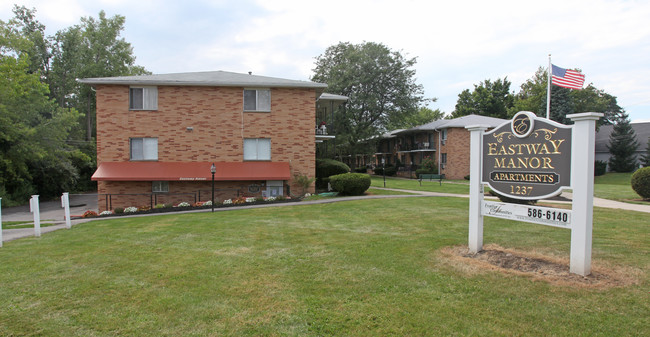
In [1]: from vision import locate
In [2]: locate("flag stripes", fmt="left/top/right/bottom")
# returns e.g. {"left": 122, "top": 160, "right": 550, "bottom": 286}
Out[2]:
{"left": 551, "top": 64, "right": 585, "bottom": 90}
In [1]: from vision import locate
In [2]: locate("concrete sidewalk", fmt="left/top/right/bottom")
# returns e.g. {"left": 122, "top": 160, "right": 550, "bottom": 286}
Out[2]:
{"left": 2, "top": 190, "right": 649, "bottom": 244}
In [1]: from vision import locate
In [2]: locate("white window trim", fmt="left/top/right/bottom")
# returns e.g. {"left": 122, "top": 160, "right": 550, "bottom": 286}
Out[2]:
{"left": 129, "top": 86, "right": 158, "bottom": 110}
{"left": 243, "top": 88, "right": 271, "bottom": 112}
{"left": 130, "top": 137, "right": 158, "bottom": 161}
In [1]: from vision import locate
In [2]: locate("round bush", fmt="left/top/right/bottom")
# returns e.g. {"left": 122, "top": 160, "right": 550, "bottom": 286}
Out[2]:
{"left": 316, "top": 159, "right": 350, "bottom": 178}
{"left": 631, "top": 167, "right": 650, "bottom": 199}
{"left": 329, "top": 173, "right": 371, "bottom": 196}
{"left": 594, "top": 160, "right": 607, "bottom": 176}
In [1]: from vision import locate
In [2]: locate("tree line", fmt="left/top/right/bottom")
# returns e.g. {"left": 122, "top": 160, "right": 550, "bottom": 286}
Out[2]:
{"left": 311, "top": 42, "right": 648, "bottom": 172}
{"left": 0, "top": 5, "right": 147, "bottom": 205}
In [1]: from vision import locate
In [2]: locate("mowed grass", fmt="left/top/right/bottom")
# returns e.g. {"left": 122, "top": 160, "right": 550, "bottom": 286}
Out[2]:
{"left": 594, "top": 172, "right": 644, "bottom": 201}
{"left": 0, "top": 197, "right": 648, "bottom": 336}
{"left": 371, "top": 176, "right": 470, "bottom": 194}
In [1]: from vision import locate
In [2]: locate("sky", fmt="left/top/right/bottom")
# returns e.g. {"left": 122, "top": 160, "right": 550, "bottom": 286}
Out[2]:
{"left": 2, "top": 0, "right": 650, "bottom": 122}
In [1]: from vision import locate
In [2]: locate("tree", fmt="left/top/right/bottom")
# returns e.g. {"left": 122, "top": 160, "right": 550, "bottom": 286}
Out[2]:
{"left": 639, "top": 137, "right": 650, "bottom": 167}
{"left": 311, "top": 42, "right": 428, "bottom": 156}
{"left": 404, "top": 106, "right": 444, "bottom": 127}
{"left": 451, "top": 78, "right": 514, "bottom": 119}
{"left": 607, "top": 112, "right": 639, "bottom": 172}
{"left": 510, "top": 66, "right": 621, "bottom": 125}
{"left": 0, "top": 20, "right": 80, "bottom": 203}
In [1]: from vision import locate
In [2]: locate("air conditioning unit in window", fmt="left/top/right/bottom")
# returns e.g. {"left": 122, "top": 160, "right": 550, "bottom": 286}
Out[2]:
{"left": 441, "top": 163, "right": 446, "bottom": 169}
{"left": 441, "top": 139, "right": 446, "bottom": 145}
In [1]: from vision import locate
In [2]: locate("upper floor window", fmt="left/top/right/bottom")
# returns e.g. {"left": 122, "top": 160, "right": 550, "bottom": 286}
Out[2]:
{"left": 130, "top": 137, "right": 158, "bottom": 161}
{"left": 129, "top": 86, "right": 158, "bottom": 110}
{"left": 243, "top": 89, "right": 271, "bottom": 112}
{"left": 243, "top": 138, "right": 271, "bottom": 160}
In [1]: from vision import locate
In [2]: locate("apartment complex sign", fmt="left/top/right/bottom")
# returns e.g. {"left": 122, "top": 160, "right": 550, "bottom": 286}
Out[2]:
{"left": 482, "top": 111, "right": 572, "bottom": 200}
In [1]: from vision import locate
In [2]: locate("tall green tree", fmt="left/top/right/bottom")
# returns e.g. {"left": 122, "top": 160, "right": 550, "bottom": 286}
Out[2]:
{"left": 404, "top": 106, "right": 444, "bottom": 127}
{"left": 510, "top": 66, "right": 621, "bottom": 125}
{"left": 607, "top": 112, "right": 639, "bottom": 172}
{"left": 640, "top": 137, "right": 650, "bottom": 167}
{"left": 451, "top": 78, "right": 514, "bottom": 119}
{"left": 0, "top": 19, "right": 80, "bottom": 203}
{"left": 311, "top": 42, "right": 428, "bottom": 156}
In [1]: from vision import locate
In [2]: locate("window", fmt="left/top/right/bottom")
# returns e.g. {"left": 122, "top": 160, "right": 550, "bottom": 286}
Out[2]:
{"left": 129, "top": 86, "right": 158, "bottom": 110}
{"left": 243, "top": 138, "right": 271, "bottom": 160}
{"left": 152, "top": 181, "right": 169, "bottom": 193}
{"left": 243, "top": 89, "right": 271, "bottom": 112}
{"left": 441, "top": 153, "right": 447, "bottom": 169}
{"left": 130, "top": 137, "right": 158, "bottom": 160}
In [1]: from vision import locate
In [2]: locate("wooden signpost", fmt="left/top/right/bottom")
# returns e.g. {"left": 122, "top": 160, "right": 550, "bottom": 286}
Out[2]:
{"left": 466, "top": 111, "right": 603, "bottom": 276}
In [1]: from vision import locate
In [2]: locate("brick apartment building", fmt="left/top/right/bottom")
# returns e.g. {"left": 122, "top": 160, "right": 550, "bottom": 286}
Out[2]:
{"left": 79, "top": 71, "right": 340, "bottom": 211}
{"left": 372, "top": 115, "right": 507, "bottom": 179}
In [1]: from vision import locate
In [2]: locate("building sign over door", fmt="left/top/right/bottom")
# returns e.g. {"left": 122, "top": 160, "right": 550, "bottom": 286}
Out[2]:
{"left": 482, "top": 111, "right": 572, "bottom": 200}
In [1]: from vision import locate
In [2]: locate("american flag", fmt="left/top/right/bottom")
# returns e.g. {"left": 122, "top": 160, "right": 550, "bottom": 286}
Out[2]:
{"left": 551, "top": 64, "right": 585, "bottom": 90}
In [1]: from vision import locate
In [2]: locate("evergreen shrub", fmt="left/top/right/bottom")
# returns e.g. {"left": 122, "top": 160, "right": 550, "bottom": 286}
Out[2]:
{"left": 631, "top": 167, "right": 650, "bottom": 199}
{"left": 594, "top": 160, "right": 608, "bottom": 176}
{"left": 329, "top": 173, "right": 371, "bottom": 196}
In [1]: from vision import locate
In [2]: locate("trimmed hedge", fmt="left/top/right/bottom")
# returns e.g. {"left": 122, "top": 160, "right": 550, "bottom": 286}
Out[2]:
{"left": 595, "top": 160, "right": 607, "bottom": 176}
{"left": 316, "top": 159, "right": 350, "bottom": 189}
{"left": 329, "top": 173, "right": 371, "bottom": 196}
{"left": 631, "top": 167, "right": 650, "bottom": 199}
{"left": 374, "top": 166, "right": 397, "bottom": 176}
{"left": 316, "top": 159, "right": 350, "bottom": 178}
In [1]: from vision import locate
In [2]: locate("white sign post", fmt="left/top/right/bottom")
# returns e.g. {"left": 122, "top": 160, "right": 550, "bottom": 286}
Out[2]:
{"left": 467, "top": 112, "right": 602, "bottom": 276}
{"left": 30, "top": 195, "right": 41, "bottom": 238}
{"left": 62, "top": 192, "right": 71, "bottom": 229}
{"left": 568, "top": 112, "right": 602, "bottom": 275}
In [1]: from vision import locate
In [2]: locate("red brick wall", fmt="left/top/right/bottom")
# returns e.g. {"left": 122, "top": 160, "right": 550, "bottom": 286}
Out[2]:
{"left": 95, "top": 85, "right": 316, "bottom": 211}
{"left": 438, "top": 128, "right": 471, "bottom": 180}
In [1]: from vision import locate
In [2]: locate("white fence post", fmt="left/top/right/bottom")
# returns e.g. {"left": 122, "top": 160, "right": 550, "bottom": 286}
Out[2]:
{"left": 62, "top": 192, "right": 71, "bottom": 229}
{"left": 466, "top": 125, "right": 489, "bottom": 253}
{"left": 30, "top": 195, "right": 41, "bottom": 237}
{"left": 568, "top": 112, "right": 602, "bottom": 276}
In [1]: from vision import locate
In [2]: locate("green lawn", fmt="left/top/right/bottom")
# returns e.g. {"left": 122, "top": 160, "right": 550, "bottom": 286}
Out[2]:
{"left": 371, "top": 176, "right": 470, "bottom": 194}
{"left": 0, "top": 198, "right": 647, "bottom": 336}
{"left": 594, "top": 172, "right": 643, "bottom": 201}
{"left": 1, "top": 220, "right": 57, "bottom": 229}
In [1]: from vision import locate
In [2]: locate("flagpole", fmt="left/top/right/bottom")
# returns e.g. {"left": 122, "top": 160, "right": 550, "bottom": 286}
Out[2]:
{"left": 546, "top": 54, "right": 551, "bottom": 120}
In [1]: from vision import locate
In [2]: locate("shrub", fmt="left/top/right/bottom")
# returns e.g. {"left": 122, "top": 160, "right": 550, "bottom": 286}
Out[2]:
{"left": 124, "top": 206, "right": 138, "bottom": 213}
{"left": 415, "top": 168, "right": 432, "bottom": 176}
{"left": 384, "top": 166, "right": 397, "bottom": 176}
{"left": 176, "top": 202, "right": 191, "bottom": 207}
{"left": 82, "top": 210, "right": 98, "bottom": 218}
{"left": 631, "top": 167, "right": 650, "bottom": 199}
{"left": 293, "top": 173, "right": 316, "bottom": 195}
{"left": 154, "top": 203, "right": 166, "bottom": 209}
{"left": 329, "top": 173, "right": 371, "bottom": 196}
{"left": 354, "top": 167, "right": 368, "bottom": 173}
{"left": 595, "top": 160, "right": 607, "bottom": 176}
{"left": 464, "top": 175, "right": 471, "bottom": 180}
{"left": 114, "top": 207, "right": 124, "bottom": 214}
{"left": 420, "top": 157, "right": 438, "bottom": 174}
{"left": 316, "top": 159, "right": 350, "bottom": 178}
{"left": 99, "top": 210, "right": 113, "bottom": 216}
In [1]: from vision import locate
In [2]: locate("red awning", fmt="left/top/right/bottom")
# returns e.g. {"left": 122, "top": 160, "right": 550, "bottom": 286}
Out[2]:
{"left": 91, "top": 162, "right": 291, "bottom": 181}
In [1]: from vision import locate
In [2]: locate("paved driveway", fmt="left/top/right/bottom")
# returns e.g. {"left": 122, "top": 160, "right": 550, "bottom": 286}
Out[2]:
{"left": 2, "top": 193, "right": 98, "bottom": 222}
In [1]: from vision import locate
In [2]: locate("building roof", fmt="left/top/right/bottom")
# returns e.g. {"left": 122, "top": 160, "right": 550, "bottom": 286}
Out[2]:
{"left": 92, "top": 161, "right": 291, "bottom": 181}
{"left": 318, "top": 93, "right": 349, "bottom": 101}
{"left": 397, "top": 114, "right": 508, "bottom": 135}
{"left": 78, "top": 70, "right": 328, "bottom": 91}
{"left": 595, "top": 121, "right": 650, "bottom": 153}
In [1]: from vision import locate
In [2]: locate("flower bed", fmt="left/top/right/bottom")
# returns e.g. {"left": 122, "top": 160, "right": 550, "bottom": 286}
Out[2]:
{"left": 74, "top": 196, "right": 299, "bottom": 219}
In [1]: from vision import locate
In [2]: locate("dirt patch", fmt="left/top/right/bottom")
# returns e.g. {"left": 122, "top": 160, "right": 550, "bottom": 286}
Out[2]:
{"left": 439, "top": 244, "right": 641, "bottom": 289}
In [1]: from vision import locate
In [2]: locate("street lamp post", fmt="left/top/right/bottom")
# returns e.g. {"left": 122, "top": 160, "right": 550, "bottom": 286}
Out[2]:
{"left": 210, "top": 163, "right": 216, "bottom": 212}
{"left": 382, "top": 157, "right": 386, "bottom": 188}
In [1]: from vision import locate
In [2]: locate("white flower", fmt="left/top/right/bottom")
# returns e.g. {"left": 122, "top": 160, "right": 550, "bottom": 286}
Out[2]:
{"left": 124, "top": 207, "right": 138, "bottom": 213}
{"left": 203, "top": 200, "right": 212, "bottom": 206}
{"left": 176, "top": 202, "right": 191, "bottom": 207}
{"left": 304, "top": 193, "right": 311, "bottom": 197}
{"left": 246, "top": 197, "right": 256, "bottom": 203}
{"left": 266, "top": 196, "right": 276, "bottom": 202}
{"left": 100, "top": 210, "right": 113, "bottom": 215}
{"left": 223, "top": 199, "right": 232, "bottom": 204}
